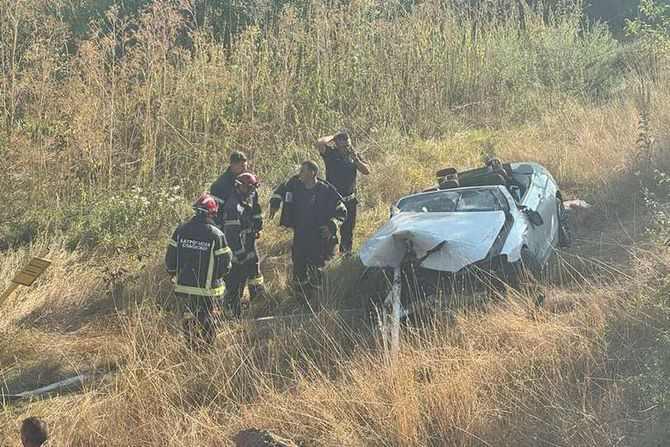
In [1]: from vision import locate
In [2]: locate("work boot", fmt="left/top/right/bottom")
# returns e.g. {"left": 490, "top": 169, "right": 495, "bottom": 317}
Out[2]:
{"left": 292, "top": 276, "right": 313, "bottom": 308}
{"left": 247, "top": 273, "right": 265, "bottom": 300}
{"left": 239, "top": 295, "right": 250, "bottom": 315}
{"left": 248, "top": 282, "right": 266, "bottom": 301}
{"left": 221, "top": 294, "right": 242, "bottom": 319}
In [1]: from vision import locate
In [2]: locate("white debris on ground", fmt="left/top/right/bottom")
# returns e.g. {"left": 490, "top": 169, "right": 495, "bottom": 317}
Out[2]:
{"left": 563, "top": 199, "right": 592, "bottom": 227}
{"left": 563, "top": 199, "right": 591, "bottom": 211}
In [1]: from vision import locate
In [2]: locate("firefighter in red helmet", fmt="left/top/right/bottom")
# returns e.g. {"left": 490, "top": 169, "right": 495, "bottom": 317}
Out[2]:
{"left": 221, "top": 172, "right": 266, "bottom": 317}
{"left": 166, "top": 193, "right": 232, "bottom": 346}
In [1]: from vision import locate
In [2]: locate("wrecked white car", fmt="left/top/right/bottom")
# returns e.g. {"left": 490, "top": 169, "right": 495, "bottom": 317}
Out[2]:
{"left": 360, "top": 162, "right": 571, "bottom": 311}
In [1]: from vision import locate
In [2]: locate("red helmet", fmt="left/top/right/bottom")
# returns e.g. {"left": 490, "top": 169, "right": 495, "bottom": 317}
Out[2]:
{"left": 236, "top": 171, "right": 260, "bottom": 189}
{"left": 193, "top": 193, "right": 218, "bottom": 216}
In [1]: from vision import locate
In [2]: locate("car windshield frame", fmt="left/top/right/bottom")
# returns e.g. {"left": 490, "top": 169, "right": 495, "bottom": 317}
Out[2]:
{"left": 395, "top": 188, "right": 509, "bottom": 214}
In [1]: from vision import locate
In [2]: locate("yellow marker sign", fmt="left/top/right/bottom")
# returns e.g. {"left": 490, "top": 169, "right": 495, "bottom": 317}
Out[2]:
{"left": 12, "top": 257, "right": 52, "bottom": 286}
{"left": 0, "top": 257, "right": 52, "bottom": 308}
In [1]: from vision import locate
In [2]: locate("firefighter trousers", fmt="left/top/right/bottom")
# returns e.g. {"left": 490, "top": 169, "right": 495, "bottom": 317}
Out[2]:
{"left": 291, "top": 233, "right": 335, "bottom": 285}
{"left": 224, "top": 260, "right": 262, "bottom": 317}
{"left": 176, "top": 293, "right": 217, "bottom": 348}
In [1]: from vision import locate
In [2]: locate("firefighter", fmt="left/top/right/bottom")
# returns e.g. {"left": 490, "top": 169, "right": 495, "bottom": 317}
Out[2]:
{"left": 210, "top": 150, "right": 248, "bottom": 202}
{"left": 222, "top": 171, "right": 265, "bottom": 317}
{"left": 315, "top": 131, "right": 370, "bottom": 256}
{"left": 165, "top": 194, "right": 232, "bottom": 347}
{"left": 269, "top": 160, "right": 347, "bottom": 292}
{"left": 210, "top": 150, "right": 263, "bottom": 234}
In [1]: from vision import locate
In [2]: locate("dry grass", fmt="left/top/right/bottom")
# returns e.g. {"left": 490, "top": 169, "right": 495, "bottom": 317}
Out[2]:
{"left": 1, "top": 86, "right": 669, "bottom": 445}
{"left": 1, "top": 267, "right": 657, "bottom": 446}
{"left": 0, "top": 2, "right": 666, "bottom": 444}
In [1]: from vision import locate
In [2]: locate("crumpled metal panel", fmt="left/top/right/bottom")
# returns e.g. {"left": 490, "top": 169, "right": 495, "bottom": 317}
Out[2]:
{"left": 359, "top": 211, "right": 508, "bottom": 271}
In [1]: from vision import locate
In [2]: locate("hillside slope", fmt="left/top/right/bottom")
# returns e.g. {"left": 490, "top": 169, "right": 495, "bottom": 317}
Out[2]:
{"left": 1, "top": 89, "right": 670, "bottom": 446}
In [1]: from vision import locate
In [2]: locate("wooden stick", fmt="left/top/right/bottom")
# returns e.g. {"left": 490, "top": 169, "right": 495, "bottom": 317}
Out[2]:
{"left": 0, "top": 282, "right": 18, "bottom": 309}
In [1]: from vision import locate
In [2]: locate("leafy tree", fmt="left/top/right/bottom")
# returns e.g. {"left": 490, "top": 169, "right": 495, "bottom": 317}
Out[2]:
{"left": 626, "top": 0, "right": 670, "bottom": 55}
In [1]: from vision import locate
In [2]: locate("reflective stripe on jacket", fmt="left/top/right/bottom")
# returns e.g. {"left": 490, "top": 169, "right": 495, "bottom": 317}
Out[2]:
{"left": 165, "top": 215, "right": 232, "bottom": 297}
{"left": 269, "top": 176, "right": 347, "bottom": 233}
{"left": 223, "top": 193, "right": 259, "bottom": 263}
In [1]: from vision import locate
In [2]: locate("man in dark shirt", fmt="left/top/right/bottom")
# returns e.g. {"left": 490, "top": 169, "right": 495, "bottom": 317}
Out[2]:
{"left": 269, "top": 160, "right": 347, "bottom": 291}
{"left": 315, "top": 131, "right": 370, "bottom": 256}
{"left": 210, "top": 151, "right": 263, "bottom": 230}
{"left": 210, "top": 150, "right": 248, "bottom": 203}
{"left": 210, "top": 150, "right": 263, "bottom": 286}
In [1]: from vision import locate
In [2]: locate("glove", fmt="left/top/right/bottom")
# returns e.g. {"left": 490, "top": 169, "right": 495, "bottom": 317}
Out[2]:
{"left": 318, "top": 225, "right": 332, "bottom": 239}
{"left": 235, "top": 251, "right": 256, "bottom": 264}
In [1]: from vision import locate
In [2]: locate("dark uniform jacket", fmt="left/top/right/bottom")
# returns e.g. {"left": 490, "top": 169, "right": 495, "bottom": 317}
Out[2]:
{"left": 165, "top": 214, "right": 233, "bottom": 297}
{"left": 210, "top": 168, "right": 236, "bottom": 203}
{"left": 222, "top": 192, "right": 258, "bottom": 263}
{"left": 270, "top": 176, "right": 347, "bottom": 235}
{"left": 210, "top": 168, "right": 263, "bottom": 232}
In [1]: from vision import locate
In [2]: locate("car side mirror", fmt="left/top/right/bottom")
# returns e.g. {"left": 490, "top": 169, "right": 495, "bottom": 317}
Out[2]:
{"left": 390, "top": 206, "right": 400, "bottom": 218}
{"left": 523, "top": 208, "right": 544, "bottom": 226}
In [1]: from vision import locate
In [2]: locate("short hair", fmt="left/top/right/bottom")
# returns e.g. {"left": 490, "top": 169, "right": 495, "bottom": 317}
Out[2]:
{"left": 21, "top": 417, "right": 48, "bottom": 446}
{"left": 301, "top": 160, "right": 319, "bottom": 175}
{"left": 334, "top": 130, "right": 350, "bottom": 141}
{"left": 229, "top": 151, "right": 247, "bottom": 164}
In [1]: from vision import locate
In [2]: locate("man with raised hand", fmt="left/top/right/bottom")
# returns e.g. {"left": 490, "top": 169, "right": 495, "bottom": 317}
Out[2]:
{"left": 314, "top": 130, "right": 370, "bottom": 256}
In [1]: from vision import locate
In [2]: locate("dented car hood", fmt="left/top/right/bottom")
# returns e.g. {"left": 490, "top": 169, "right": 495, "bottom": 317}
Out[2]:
{"left": 359, "top": 211, "right": 507, "bottom": 272}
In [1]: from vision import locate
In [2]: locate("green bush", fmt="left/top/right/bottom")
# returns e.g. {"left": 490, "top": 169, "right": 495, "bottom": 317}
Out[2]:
{"left": 0, "top": 183, "right": 189, "bottom": 252}
{"left": 61, "top": 185, "right": 189, "bottom": 252}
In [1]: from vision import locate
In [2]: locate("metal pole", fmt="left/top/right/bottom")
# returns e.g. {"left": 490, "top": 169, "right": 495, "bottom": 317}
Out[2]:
{"left": 0, "top": 282, "right": 19, "bottom": 309}
{"left": 380, "top": 292, "right": 389, "bottom": 353}
{"left": 379, "top": 303, "right": 389, "bottom": 352}
{"left": 390, "top": 266, "right": 402, "bottom": 359}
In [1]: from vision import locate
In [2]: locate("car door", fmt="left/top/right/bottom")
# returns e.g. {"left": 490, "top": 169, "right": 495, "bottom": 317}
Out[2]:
{"left": 543, "top": 174, "right": 561, "bottom": 248}
{"left": 525, "top": 171, "right": 553, "bottom": 260}
{"left": 536, "top": 171, "right": 562, "bottom": 264}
